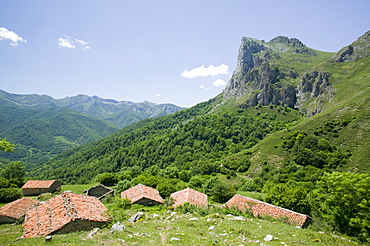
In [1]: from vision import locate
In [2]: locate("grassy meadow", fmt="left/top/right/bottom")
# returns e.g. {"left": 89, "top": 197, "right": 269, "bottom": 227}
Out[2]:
{"left": 0, "top": 184, "right": 362, "bottom": 246}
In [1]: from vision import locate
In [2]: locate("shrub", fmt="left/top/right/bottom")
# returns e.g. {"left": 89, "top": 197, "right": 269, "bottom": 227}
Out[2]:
{"left": 96, "top": 172, "right": 119, "bottom": 186}
{"left": 0, "top": 188, "right": 23, "bottom": 202}
{"left": 115, "top": 179, "right": 132, "bottom": 193}
{"left": 0, "top": 177, "right": 10, "bottom": 188}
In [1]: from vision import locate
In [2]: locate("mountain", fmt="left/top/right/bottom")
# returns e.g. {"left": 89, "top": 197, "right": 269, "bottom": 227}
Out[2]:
{"left": 0, "top": 90, "right": 184, "bottom": 166}
{"left": 0, "top": 105, "right": 119, "bottom": 166}
{"left": 20, "top": 30, "right": 370, "bottom": 241}
{"left": 30, "top": 30, "right": 370, "bottom": 180}
{"left": 233, "top": 30, "right": 370, "bottom": 173}
{"left": 0, "top": 90, "right": 185, "bottom": 128}
{"left": 223, "top": 35, "right": 334, "bottom": 116}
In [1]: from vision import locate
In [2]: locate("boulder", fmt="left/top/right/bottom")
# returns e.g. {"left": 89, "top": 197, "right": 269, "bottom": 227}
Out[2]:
{"left": 128, "top": 212, "right": 143, "bottom": 222}
{"left": 111, "top": 222, "right": 125, "bottom": 232}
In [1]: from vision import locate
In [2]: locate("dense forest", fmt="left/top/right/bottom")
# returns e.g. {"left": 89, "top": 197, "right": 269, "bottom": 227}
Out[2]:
{"left": 33, "top": 100, "right": 302, "bottom": 183}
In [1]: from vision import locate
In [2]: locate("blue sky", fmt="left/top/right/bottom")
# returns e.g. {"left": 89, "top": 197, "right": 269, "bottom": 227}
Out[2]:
{"left": 1, "top": 0, "right": 369, "bottom": 107}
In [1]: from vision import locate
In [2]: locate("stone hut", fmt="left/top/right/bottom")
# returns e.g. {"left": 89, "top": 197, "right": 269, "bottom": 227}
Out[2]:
{"left": 0, "top": 198, "right": 39, "bottom": 224}
{"left": 22, "top": 180, "right": 61, "bottom": 196}
{"left": 121, "top": 184, "right": 164, "bottom": 206}
{"left": 22, "top": 191, "right": 109, "bottom": 238}
{"left": 170, "top": 188, "right": 208, "bottom": 207}
{"left": 84, "top": 184, "right": 114, "bottom": 200}
{"left": 225, "top": 194, "right": 312, "bottom": 228}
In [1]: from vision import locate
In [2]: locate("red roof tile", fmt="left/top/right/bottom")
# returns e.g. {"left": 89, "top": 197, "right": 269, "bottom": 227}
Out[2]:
{"left": 22, "top": 180, "right": 58, "bottom": 189}
{"left": 0, "top": 198, "right": 39, "bottom": 221}
{"left": 121, "top": 184, "right": 164, "bottom": 204}
{"left": 170, "top": 188, "right": 208, "bottom": 207}
{"left": 22, "top": 191, "right": 109, "bottom": 238}
{"left": 225, "top": 194, "right": 311, "bottom": 228}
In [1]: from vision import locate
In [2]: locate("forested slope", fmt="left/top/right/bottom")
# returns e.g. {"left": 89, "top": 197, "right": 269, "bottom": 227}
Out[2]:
{"left": 0, "top": 105, "right": 119, "bottom": 166}
{"left": 20, "top": 31, "right": 370, "bottom": 241}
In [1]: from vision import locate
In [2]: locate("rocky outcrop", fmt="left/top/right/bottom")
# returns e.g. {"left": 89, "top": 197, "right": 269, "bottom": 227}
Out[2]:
{"left": 295, "top": 70, "right": 333, "bottom": 116}
{"left": 223, "top": 36, "right": 333, "bottom": 116}
{"left": 332, "top": 30, "right": 370, "bottom": 62}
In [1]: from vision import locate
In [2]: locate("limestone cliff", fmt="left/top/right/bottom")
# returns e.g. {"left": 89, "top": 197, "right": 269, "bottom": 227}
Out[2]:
{"left": 223, "top": 35, "right": 333, "bottom": 116}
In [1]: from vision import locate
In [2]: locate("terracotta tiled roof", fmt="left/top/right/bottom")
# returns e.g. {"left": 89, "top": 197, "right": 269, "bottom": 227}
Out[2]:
{"left": 170, "top": 188, "right": 208, "bottom": 207}
{"left": 0, "top": 198, "right": 39, "bottom": 221}
{"left": 22, "top": 191, "right": 109, "bottom": 238}
{"left": 22, "top": 180, "right": 57, "bottom": 189}
{"left": 121, "top": 184, "right": 164, "bottom": 204}
{"left": 225, "top": 194, "right": 311, "bottom": 228}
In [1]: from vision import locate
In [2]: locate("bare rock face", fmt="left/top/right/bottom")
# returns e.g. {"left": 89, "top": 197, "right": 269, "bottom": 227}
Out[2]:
{"left": 223, "top": 35, "right": 334, "bottom": 116}
{"left": 333, "top": 30, "right": 370, "bottom": 62}
{"left": 296, "top": 71, "right": 333, "bottom": 116}
{"left": 224, "top": 31, "right": 370, "bottom": 115}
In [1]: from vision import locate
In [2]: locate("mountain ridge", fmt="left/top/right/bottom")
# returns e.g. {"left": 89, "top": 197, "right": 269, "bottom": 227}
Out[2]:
{"left": 0, "top": 89, "right": 185, "bottom": 128}
{"left": 30, "top": 30, "right": 370, "bottom": 180}
{"left": 0, "top": 90, "right": 184, "bottom": 166}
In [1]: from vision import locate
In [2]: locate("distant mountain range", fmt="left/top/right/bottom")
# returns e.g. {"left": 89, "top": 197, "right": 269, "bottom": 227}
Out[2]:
{"left": 0, "top": 90, "right": 185, "bottom": 128}
{"left": 0, "top": 90, "right": 184, "bottom": 166}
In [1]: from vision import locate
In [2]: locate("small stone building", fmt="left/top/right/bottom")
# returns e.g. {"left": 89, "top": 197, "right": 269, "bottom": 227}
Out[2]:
{"left": 84, "top": 184, "right": 114, "bottom": 200}
{"left": 0, "top": 198, "right": 39, "bottom": 224}
{"left": 23, "top": 191, "right": 109, "bottom": 238}
{"left": 21, "top": 180, "right": 61, "bottom": 196}
{"left": 225, "top": 194, "right": 312, "bottom": 228}
{"left": 170, "top": 188, "right": 208, "bottom": 207}
{"left": 121, "top": 184, "right": 164, "bottom": 206}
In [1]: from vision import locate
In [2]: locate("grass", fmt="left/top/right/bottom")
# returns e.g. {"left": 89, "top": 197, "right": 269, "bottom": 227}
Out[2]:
{"left": 61, "top": 183, "right": 99, "bottom": 194}
{"left": 240, "top": 54, "right": 370, "bottom": 173}
{"left": 0, "top": 183, "right": 362, "bottom": 245}
{"left": 0, "top": 203, "right": 361, "bottom": 246}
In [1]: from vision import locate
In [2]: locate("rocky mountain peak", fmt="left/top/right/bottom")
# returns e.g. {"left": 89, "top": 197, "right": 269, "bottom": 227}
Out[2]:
{"left": 234, "top": 37, "right": 266, "bottom": 74}
{"left": 332, "top": 30, "right": 370, "bottom": 62}
{"left": 223, "top": 35, "right": 333, "bottom": 116}
{"left": 269, "top": 36, "right": 306, "bottom": 48}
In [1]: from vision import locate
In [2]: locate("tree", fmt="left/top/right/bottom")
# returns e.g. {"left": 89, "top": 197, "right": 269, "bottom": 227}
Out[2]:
{"left": 0, "top": 188, "right": 23, "bottom": 202}
{"left": 1, "top": 161, "right": 25, "bottom": 185}
{"left": 0, "top": 138, "right": 15, "bottom": 152}
{"left": 310, "top": 172, "right": 370, "bottom": 242}
{"left": 209, "top": 182, "right": 235, "bottom": 203}
{"left": 264, "top": 183, "right": 311, "bottom": 214}
{"left": 157, "top": 179, "right": 180, "bottom": 198}
{"left": 96, "top": 172, "right": 119, "bottom": 186}
{"left": 131, "top": 173, "right": 159, "bottom": 188}
{"left": 115, "top": 179, "right": 132, "bottom": 193}
{"left": 203, "top": 177, "right": 236, "bottom": 203}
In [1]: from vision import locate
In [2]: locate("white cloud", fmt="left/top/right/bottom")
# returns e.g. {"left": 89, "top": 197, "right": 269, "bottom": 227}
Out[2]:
{"left": 155, "top": 94, "right": 161, "bottom": 97}
{"left": 0, "top": 27, "right": 27, "bottom": 46}
{"left": 213, "top": 79, "right": 227, "bottom": 87}
{"left": 181, "top": 64, "right": 229, "bottom": 79}
{"left": 75, "top": 39, "right": 88, "bottom": 45}
{"left": 58, "top": 36, "right": 75, "bottom": 48}
{"left": 58, "top": 35, "right": 91, "bottom": 50}
{"left": 199, "top": 85, "right": 210, "bottom": 90}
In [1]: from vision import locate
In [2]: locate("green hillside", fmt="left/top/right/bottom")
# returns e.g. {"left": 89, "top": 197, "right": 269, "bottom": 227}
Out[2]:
{"left": 16, "top": 31, "right": 370, "bottom": 242}
{"left": 0, "top": 90, "right": 183, "bottom": 166}
{"left": 0, "top": 106, "right": 119, "bottom": 167}
{"left": 246, "top": 49, "right": 370, "bottom": 174}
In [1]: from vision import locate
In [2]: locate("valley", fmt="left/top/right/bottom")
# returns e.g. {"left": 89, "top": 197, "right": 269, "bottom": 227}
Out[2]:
{"left": 1, "top": 30, "right": 370, "bottom": 243}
